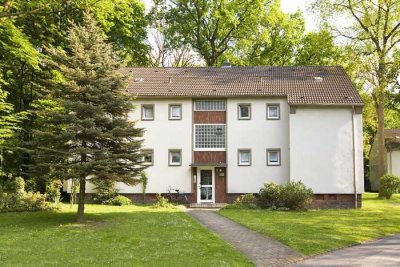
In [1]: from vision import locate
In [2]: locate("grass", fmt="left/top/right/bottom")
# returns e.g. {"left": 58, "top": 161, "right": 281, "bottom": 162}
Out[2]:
{"left": 220, "top": 193, "right": 400, "bottom": 256}
{"left": 0, "top": 205, "right": 253, "bottom": 267}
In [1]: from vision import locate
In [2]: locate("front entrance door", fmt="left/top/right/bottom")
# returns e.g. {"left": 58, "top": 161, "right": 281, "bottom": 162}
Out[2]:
{"left": 198, "top": 168, "right": 214, "bottom": 203}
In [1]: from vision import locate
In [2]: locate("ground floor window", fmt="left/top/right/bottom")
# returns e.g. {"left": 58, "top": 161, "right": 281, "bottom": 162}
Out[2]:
{"left": 141, "top": 149, "right": 154, "bottom": 165}
{"left": 238, "top": 149, "right": 251, "bottom": 166}
{"left": 267, "top": 149, "right": 281, "bottom": 166}
{"left": 169, "top": 149, "right": 182, "bottom": 166}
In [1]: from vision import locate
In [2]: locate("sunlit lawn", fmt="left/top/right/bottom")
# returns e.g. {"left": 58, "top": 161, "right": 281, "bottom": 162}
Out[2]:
{"left": 0, "top": 205, "right": 253, "bottom": 267}
{"left": 220, "top": 193, "right": 400, "bottom": 256}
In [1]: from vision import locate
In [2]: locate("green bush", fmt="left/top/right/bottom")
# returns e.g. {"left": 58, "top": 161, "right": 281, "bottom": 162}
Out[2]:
{"left": 279, "top": 181, "right": 313, "bottom": 210}
{"left": 259, "top": 181, "right": 313, "bottom": 210}
{"left": 259, "top": 183, "right": 281, "bottom": 208}
{"left": 104, "top": 195, "right": 132, "bottom": 206}
{"left": 46, "top": 180, "right": 62, "bottom": 204}
{"left": 380, "top": 174, "right": 400, "bottom": 199}
{"left": 224, "top": 194, "right": 258, "bottom": 209}
{"left": 93, "top": 180, "right": 118, "bottom": 204}
{"left": 0, "top": 177, "right": 51, "bottom": 212}
{"left": 154, "top": 193, "right": 171, "bottom": 208}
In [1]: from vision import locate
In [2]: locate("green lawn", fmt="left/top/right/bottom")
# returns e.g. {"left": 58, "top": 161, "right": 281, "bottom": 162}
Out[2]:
{"left": 220, "top": 193, "right": 400, "bottom": 256}
{"left": 0, "top": 205, "right": 253, "bottom": 267}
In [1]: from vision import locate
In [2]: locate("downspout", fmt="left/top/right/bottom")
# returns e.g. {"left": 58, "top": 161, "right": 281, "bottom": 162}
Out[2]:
{"left": 352, "top": 106, "right": 358, "bottom": 208}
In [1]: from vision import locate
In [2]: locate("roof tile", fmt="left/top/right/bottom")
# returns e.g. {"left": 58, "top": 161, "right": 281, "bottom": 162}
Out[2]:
{"left": 122, "top": 66, "right": 363, "bottom": 105}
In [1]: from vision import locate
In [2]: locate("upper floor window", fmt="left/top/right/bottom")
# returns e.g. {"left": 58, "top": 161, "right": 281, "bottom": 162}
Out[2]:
{"left": 238, "top": 149, "right": 251, "bottom": 166}
{"left": 267, "top": 149, "right": 281, "bottom": 166}
{"left": 169, "top": 104, "right": 182, "bottom": 120}
{"left": 267, "top": 104, "right": 280, "bottom": 120}
{"left": 142, "top": 149, "right": 154, "bottom": 165}
{"left": 195, "top": 100, "right": 226, "bottom": 111}
{"left": 238, "top": 104, "right": 251, "bottom": 120}
{"left": 194, "top": 124, "right": 226, "bottom": 150}
{"left": 141, "top": 104, "right": 154, "bottom": 120}
{"left": 168, "top": 149, "right": 182, "bottom": 166}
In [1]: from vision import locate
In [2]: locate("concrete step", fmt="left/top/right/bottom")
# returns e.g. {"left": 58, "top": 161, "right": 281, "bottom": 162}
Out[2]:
{"left": 189, "top": 203, "right": 227, "bottom": 208}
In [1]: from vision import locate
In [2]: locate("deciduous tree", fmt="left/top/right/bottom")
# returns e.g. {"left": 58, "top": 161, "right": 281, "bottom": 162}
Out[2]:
{"left": 311, "top": 0, "right": 400, "bottom": 183}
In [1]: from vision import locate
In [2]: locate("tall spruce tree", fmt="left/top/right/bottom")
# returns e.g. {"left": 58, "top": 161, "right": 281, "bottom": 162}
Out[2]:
{"left": 37, "top": 12, "right": 145, "bottom": 222}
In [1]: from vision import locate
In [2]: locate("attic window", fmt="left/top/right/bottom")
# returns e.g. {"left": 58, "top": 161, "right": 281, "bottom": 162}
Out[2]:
{"left": 314, "top": 76, "right": 323, "bottom": 81}
{"left": 134, "top": 78, "right": 144, "bottom": 82}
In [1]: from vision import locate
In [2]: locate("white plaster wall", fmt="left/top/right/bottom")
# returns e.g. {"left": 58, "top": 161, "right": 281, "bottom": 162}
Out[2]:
{"left": 226, "top": 98, "right": 290, "bottom": 193}
{"left": 388, "top": 150, "right": 400, "bottom": 177}
{"left": 290, "top": 107, "right": 364, "bottom": 194}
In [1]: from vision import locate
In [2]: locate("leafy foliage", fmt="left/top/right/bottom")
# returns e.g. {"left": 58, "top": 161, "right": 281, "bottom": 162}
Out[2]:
{"left": 0, "top": 177, "right": 51, "bottom": 212}
{"left": 223, "top": 194, "right": 258, "bottom": 209}
{"left": 154, "top": 193, "right": 172, "bottom": 208}
{"left": 103, "top": 195, "right": 132, "bottom": 206}
{"left": 259, "top": 181, "right": 313, "bottom": 210}
{"left": 380, "top": 174, "right": 400, "bottom": 199}
{"left": 93, "top": 180, "right": 118, "bottom": 204}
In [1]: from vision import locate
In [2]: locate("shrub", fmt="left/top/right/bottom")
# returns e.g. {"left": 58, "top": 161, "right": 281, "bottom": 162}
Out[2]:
{"left": 259, "top": 183, "right": 281, "bottom": 208}
{"left": 104, "top": 195, "right": 132, "bottom": 206}
{"left": 380, "top": 174, "right": 400, "bottom": 199}
{"left": 93, "top": 180, "right": 118, "bottom": 204}
{"left": 279, "top": 181, "right": 313, "bottom": 210}
{"left": 224, "top": 194, "right": 258, "bottom": 209}
{"left": 46, "top": 180, "right": 62, "bottom": 204}
{"left": 154, "top": 193, "right": 171, "bottom": 208}
{"left": 259, "top": 181, "right": 313, "bottom": 210}
{"left": 0, "top": 177, "right": 51, "bottom": 212}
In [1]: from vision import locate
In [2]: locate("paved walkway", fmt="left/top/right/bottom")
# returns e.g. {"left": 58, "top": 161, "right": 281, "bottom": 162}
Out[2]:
{"left": 186, "top": 209, "right": 303, "bottom": 267}
{"left": 291, "top": 234, "right": 400, "bottom": 267}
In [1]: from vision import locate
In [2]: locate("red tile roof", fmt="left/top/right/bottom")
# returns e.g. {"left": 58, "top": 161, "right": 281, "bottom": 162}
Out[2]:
{"left": 122, "top": 66, "right": 363, "bottom": 106}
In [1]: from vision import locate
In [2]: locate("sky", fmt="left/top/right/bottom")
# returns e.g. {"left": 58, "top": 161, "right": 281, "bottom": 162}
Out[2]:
{"left": 142, "top": 0, "right": 318, "bottom": 32}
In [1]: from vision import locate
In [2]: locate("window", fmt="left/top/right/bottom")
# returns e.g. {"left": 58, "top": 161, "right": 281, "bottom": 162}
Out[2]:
{"left": 238, "top": 104, "right": 251, "bottom": 120}
{"left": 169, "top": 104, "right": 182, "bottom": 120}
{"left": 194, "top": 100, "right": 226, "bottom": 111}
{"left": 194, "top": 124, "right": 226, "bottom": 150}
{"left": 267, "top": 104, "right": 280, "bottom": 120}
{"left": 238, "top": 149, "right": 251, "bottom": 166}
{"left": 142, "top": 149, "right": 154, "bottom": 165}
{"left": 141, "top": 104, "right": 154, "bottom": 120}
{"left": 168, "top": 149, "right": 182, "bottom": 166}
{"left": 267, "top": 149, "right": 281, "bottom": 166}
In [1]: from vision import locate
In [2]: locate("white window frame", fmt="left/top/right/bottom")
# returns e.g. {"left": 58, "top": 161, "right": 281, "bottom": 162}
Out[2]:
{"left": 267, "top": 104, "right": 280, "bottom": 120}
{"left": 141, "top": 104, "right": 154, "bottom": 121}
{"left": 238, "top": 103, "right": 251, "bottom": 120}
{"left": 267, "top": 149, "right": 281, "bottom": 166}
{"left": 169, "top": 104, "right": 182, "bottom": 120}
{"left": 194, "top": 124, "right": 226, "bottom": 151}
{"left": 194, "top": 100, "right": 226, "bottom": 111}
{"left": 142, "top": 149, "right": 154, "bottom": 166}
{"left": 168, "top": 149, "right": 182, "bottom": 166}
{"left": 238, "top": 149, "right": 251, "bottom": 166}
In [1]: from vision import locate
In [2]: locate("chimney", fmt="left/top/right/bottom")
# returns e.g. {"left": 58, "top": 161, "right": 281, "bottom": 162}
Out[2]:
{"left": 168, "top": 77, "right": 172, "bottom": 83}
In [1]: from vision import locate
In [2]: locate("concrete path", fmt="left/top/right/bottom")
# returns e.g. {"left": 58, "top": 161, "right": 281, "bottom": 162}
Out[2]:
{"left": 291, "top": 234, "right": 400, "bottom": 267}
{"left": 186, "top": 209, "right": 303, "bottom": 267}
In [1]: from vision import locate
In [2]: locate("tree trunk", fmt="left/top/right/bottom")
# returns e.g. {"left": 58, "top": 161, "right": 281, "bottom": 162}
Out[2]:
{"left": 377, "top": 100, "right": 385, "bottom": 196}
{"left": 76, "top": 176, "right": 86, "bottom": 223}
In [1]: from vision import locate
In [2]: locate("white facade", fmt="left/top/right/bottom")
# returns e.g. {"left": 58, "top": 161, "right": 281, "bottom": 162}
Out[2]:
{"left": 65, "top": 98, "right": 364, "bottom": 198}
{"left": 226, "top": 98, "right": 290, "bottom": 193}
{"left": 289, "top": 107, "right": 364, "bottom": 194}
{"left": 388, "top": 150, "right": 400, "bottom": 177}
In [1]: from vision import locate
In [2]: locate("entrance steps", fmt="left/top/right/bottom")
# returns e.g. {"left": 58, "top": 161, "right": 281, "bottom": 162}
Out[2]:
{"left": 189, "top": 203, "right": 227, "bottom": 208}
